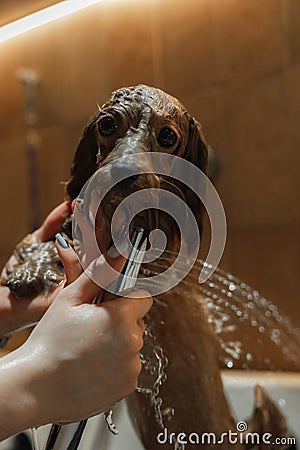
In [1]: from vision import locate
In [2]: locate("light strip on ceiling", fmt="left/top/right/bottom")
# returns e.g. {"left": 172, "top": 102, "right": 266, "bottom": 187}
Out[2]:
{"left": 0, "top": 0, "right": 104, "bottom": 44}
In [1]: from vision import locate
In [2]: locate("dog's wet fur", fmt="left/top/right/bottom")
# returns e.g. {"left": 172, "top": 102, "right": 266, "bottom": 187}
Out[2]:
{"left": 2, "top": 85, "right": 208, "bottom": 299}
{"left": 1, "top": 85, "right": 296, "bottom": 449}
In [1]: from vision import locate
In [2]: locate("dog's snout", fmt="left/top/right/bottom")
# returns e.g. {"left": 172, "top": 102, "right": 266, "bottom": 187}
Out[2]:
{"left": 110, "top": 161, "right": 140, "bottom": 185}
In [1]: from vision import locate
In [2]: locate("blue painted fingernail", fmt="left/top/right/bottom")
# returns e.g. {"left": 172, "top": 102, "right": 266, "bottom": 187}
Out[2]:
{"left": 55, "top": 233, "right": 69, "bottom": 249}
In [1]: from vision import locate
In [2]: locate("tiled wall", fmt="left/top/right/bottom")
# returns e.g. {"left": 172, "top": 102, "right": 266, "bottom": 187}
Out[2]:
{"left": 0, "top": 0, "right": 299, "bottom": 323}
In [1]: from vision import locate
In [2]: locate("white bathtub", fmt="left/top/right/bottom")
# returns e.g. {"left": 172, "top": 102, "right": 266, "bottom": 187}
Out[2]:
{"left": 222, "top": 370, "right": 300, "bottom": 444}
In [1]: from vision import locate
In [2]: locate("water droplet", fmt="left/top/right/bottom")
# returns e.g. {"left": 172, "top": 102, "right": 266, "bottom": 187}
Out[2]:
{"left": 278, "top": 398, "right": 286, "bottom": 407}
{"left": 203, "top": 262, "right": 213, "bottom": 269}
{"left": 160, "top": 253, "right": 300, "bottom": 377}
{"left": 246, "top": 353, "right": 253, "bottom": 361}
{"left": 269, "top": 304, "right": 277, "bottom": 312}
{"left": 162, "top": 407, "right": 175, "bottom": 420}
{"left": 271, "top": 329, "right": 280, "bottom": 338}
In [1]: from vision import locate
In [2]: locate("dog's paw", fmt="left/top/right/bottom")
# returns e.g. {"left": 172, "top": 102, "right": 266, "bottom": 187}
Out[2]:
{"left": 5, "top": 266, "right": 45, "bottom": 299}
{"left": 3, "top": 241, "right": 65, "bottom": 300}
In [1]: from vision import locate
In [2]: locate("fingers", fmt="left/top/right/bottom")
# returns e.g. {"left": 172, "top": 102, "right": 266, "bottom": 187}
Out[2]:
{"left": 102, "top": 291, "right": 152, "bottom": 358}
{"left": 55, "top": 234, "right": 82, "bottom": 285}
{"left": 118, "top": 290, "right": 153, "bottom": 319}
{"left": 103, "top": 290, "right": 152, "bottom": 326}
{"left": 72, "top": 199, "right": 100, "bottom": 263}
{"left": 98, "top": 291, "right": 153, "bottom": 325}
{"left": 137, "top": 318, "right": 145, "bottom": 333}
{"left": 34, "top": 202, "right": 72, "bottom": 242}
{"left": 68, "top": 247, "right": 127, "bottom": 304}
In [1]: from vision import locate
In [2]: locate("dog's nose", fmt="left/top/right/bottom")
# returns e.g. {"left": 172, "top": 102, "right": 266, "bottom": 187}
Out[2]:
{"left": 110, "top": 161, "right": 140, "bottom": 185}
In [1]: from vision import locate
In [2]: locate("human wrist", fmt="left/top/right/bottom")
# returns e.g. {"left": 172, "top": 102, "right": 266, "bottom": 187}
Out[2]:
{"left": 0, "top": 286, "right": 35, "bottom": 337}
{"left": 0, "top": 345, "right": 44, "bottom": 439}
{"left": 0, "top": 287, "right": 19, "bottom": 337}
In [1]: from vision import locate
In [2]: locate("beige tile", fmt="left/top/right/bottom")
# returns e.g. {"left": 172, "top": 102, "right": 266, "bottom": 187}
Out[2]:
{"left": 0, "top": 126, "right": 78, "bottom": 253}
{"left": 19, "top": 4, "right": 109, "bottom": 127}
{"left": 285, "top": 0, "right": 300, "bottom": 65}
{"left": 0, "top": 1, "right": 59, "bottom": 26}
{"left": 161, "top": 0, "right": 217, "bottom": 96}
{"left": 218, "top": 73, "right": 299, "bottom": 229}
{"left": 225, "top": 225, "right": 300, "bottom": 326}
{"left": 0, "top": 136, "right": 30, "bottom": 246}
{"left": 100, "top": 0, "right": 156, "bottom": 93}
{"left": 212, "top": 0, "right": 285, "bottom": 83}
{"left": 37, "top": 126, "right": 78, "bottom": 219}
{"left": 284, "top": 63, "right": 300, "bottom": 198}
{"left": 0, "top": 41, "right": 24, "bottom": 140}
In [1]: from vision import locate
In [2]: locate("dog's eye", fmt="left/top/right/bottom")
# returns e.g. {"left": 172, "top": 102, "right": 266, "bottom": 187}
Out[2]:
{"left": 98, "top": 116, "right": 117, "bottom": 136}
{"left": 157, "top": 127, "right": 178, "bottom": 147}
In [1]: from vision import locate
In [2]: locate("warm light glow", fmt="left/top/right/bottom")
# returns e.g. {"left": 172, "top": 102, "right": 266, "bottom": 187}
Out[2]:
{"left": 0, "top": 0, "right": 104, "bottom": 43}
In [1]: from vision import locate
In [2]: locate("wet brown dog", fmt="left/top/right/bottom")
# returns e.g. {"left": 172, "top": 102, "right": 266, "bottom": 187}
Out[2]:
{"left": 66, "top": 84, "right": 208, "bottom": 256}
{"left": 2, "top": 85, "right": 208, "bottom": 299}
{"left": 65, "top": 85, "right": 237, "bottom": 449}
{"left": 2, "top": 85, "right": 296, "bottom": 449}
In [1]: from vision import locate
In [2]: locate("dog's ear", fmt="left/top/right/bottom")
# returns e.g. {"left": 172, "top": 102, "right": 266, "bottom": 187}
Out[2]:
{"left": 65, "top": 112, "right": 100, "bottom": 200}
{"left": 182, "top": 116, "right": 208, "bottom": 236}
{"left": 184, "top": 116, "right": 208, "bottom": 175}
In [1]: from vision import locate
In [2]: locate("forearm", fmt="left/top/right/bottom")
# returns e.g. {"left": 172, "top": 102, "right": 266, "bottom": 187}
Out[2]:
{"left": 0, "top": 287, "right": 39, "bottom": 338}
{"left": 0, "top": 346, "right": 40, "bottom": 440}
{"left": 0, "top": 287, "right": 19, "bottom": 337}
{"left": 0, "top": 285, "right": 62, "bottom": 339}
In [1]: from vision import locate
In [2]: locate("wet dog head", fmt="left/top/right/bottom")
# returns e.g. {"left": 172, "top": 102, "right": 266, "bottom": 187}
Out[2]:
{"left": 66, "top": 85, "right": 208, "bottom": 254}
